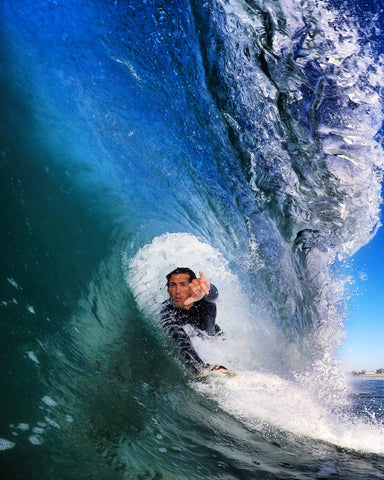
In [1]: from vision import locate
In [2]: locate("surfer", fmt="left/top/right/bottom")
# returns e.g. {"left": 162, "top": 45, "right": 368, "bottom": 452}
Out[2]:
{"left": 159, "top": 267, "right": 228, "bottom": 375}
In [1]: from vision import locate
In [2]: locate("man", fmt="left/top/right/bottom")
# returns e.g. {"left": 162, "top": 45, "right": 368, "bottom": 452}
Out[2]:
{"left": 159, "top": 267, "right": 228, "bottom": 374}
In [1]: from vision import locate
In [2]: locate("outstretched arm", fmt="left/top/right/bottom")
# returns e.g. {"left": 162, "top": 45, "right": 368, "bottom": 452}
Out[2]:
{"left": 158, "top": 310, "right": 207, "bottom": 372}
{"left": 159, "top": 312, "right": 229, "bottom": 374}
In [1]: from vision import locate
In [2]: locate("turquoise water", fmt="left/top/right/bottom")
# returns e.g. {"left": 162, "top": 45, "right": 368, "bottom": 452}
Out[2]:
{"left": 1, "top": 0, "right": 384, "bottom": 478}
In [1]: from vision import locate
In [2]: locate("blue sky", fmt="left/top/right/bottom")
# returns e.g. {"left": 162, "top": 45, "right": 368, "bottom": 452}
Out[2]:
{"left": 339, "top": 220, "right": 384, "bottom": 371}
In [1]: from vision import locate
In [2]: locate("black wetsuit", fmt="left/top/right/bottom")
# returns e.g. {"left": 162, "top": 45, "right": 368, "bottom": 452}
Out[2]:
{"left": 159, "top": 285, "right": 220, "bottom": 372}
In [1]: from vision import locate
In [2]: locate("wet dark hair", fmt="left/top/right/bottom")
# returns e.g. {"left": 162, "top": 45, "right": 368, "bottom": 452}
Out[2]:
{"left": 166, "top": 267, "right": 196, "bottom": 287}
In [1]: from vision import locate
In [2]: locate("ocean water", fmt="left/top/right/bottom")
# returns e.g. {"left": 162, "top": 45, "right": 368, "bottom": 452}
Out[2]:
{"left": 1, "top": 0, "right": 384, "bottom": 478}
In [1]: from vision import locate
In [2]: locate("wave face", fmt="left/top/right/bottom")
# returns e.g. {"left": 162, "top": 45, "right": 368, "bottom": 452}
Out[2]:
{"left": 1, "top": 0, "right": 384, "bottom": 478}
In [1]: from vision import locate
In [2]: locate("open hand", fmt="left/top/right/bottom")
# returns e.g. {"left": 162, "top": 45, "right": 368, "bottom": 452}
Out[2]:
{"left": 184, "top": 270, "right": 210, "bottom": 306}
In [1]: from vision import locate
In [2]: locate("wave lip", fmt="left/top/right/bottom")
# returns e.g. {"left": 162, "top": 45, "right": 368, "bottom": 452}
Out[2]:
{"left": 194, "top": 0, "right": 384, "bottom": 257}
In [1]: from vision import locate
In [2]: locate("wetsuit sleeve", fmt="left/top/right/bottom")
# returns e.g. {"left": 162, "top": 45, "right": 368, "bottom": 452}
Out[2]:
{"left": 158, "top": 308, "right": 206, "bottom": 373}
{"left": 205, "top": 284, "right": 218, "bottom": 302}
{"left": 193, "top": 284, "right": 219, "bottom": 335}
{"left": 197, "top": 301, "right": 217, "bottom": 335}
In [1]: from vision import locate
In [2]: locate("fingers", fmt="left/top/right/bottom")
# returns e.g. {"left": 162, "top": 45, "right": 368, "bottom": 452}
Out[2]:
{"left": 196, "top": 271, "right": 210, "bottom": 295}
{"left": 189, "top": 281, "right": 206, "bottom": 298}
{"left": 190, "top": 280, "right": 209, "bottom": 297}
{"left": 183, "top": 270, "right": 210, "bottom": 306}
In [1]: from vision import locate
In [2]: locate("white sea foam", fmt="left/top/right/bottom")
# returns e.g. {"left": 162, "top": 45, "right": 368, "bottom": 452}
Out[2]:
{"left": 41, "top": 395, "right": 57, "bottom": 407}
{"left": 196, "top": 371, "right": 384, "bottom": 455}
{"left": 16, "top": 423, "right": 30, "bottom": 431}
{"left": 26, "top": 351, "right": 40, "bottom": 364}
{"left": 44, "top": 416, "right": 61, "bottom": 429}
{"left": 7, "top": 278, "right": 22, "bottom": 290}
{"left": 32, "top": 427, "right": 45, "bottom": 434}
{"left": 0, "top": 438, "right": 16, "bottom": 450}
{"left": 28, "top": 435, "right": 43, "bottom": 445}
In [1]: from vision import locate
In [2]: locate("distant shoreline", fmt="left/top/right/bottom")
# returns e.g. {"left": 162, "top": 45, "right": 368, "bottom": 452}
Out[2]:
{"left": 350, "top": 373, "right": 384, "bottom": 379}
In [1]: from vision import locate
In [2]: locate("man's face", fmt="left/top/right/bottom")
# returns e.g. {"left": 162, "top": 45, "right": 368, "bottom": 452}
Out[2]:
{"left": 168, "top": 273, "right": 191, "bottom": 308}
